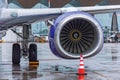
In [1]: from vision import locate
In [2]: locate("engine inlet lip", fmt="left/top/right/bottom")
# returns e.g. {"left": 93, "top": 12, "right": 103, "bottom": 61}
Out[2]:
{"left": 54, "top": 13, "right": 103, "bottom": 59}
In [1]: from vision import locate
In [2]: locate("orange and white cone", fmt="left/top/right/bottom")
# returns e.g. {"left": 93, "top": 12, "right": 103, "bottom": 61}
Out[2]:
{"left": 78, "top": 75, "right": 85, "bottom": 80}
{"left": 77, "top": 54, "right": 87, "bottom": 75}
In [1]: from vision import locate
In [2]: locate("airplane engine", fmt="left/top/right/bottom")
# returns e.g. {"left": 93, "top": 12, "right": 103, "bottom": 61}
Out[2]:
{"left": 49, "top": 11, "right": 103, "bottom": 59}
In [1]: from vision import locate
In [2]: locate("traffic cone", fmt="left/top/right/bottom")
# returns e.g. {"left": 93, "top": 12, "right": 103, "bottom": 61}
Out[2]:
{"left": 78, "top": 75, "right": 85, "bottom": 80}
{"left": 77, "top": 54, "right": 87, "bottom": 75}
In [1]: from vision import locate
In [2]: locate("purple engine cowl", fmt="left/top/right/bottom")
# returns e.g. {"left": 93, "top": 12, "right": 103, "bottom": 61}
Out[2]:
{"left": 49, "top": 12, "right": 81, "bottom": 58}
{"left": 49, "top": 11, "right": 103, "bottom": 59}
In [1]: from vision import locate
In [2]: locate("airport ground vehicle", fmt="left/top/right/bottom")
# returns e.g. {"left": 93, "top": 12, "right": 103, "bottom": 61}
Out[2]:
{"left": 106, "top": 33, "right": 120, "bottom": 43}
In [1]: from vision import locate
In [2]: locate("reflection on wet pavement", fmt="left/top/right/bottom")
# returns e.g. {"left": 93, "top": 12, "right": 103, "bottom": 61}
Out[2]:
{"left": 0, "top": 43, "right": 120, "bottom": 80}
{"left": 12, "top": 65, "right": 40, "bottom": 80}
{"left": 111, "top": 45, "right": 118, "bottom": 61}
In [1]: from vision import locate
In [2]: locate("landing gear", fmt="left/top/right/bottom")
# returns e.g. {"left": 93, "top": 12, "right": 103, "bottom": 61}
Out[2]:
{"left": 12, "top": 43, "right": 21, "bottom": 64}
{"left": 29, "top": 44, "right": 37, "bottom": 62}
{"left": 12, "top": 24, "right": 38, "bottom": 65}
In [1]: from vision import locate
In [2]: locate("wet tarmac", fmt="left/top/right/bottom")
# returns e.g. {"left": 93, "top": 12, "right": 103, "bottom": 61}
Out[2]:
{"left": 0, "top": 43, "right": 120, "bottom": 80}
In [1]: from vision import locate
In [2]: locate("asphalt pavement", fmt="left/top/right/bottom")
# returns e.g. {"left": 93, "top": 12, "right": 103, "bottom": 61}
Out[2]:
{"left": 0, "top": 43, "right": 120, "bottom": 80}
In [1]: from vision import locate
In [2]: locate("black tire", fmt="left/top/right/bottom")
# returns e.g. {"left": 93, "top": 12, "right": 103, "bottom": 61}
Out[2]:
{"left": 29, "top": 44, "right": 37, "bottom": 61}
{"left": 12, "top": 43, "right": 21, "bottom": 64}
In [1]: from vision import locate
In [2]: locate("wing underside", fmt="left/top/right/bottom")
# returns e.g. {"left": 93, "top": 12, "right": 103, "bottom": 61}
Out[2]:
{"left": 1, "top": 5, "right": 120, "bottom": 27}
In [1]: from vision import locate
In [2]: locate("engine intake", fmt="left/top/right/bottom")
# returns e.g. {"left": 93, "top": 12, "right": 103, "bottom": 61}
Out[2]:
{"left": 49, "top": 12, "right": 103, "bottom": 59}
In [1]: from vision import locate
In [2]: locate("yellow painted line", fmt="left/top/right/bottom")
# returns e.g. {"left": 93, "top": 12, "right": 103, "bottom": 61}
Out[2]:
{"left": 29, "top": 61, "right": 39, "bottom": 65}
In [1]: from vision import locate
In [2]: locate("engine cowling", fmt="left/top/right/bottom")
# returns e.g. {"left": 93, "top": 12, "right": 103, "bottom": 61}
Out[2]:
{"left": 49, "top": 11, "right": 103, "bottom": 59}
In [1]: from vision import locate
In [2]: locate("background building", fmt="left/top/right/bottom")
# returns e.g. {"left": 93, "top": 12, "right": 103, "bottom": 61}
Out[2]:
{"left": 7, "top": 0, "right": 120, "bottom": 8}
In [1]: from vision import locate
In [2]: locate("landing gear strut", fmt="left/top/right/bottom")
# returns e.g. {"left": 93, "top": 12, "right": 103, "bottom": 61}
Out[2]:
{"left": 12, "top": 24, "right": 38, "bottom": 64}
{"left": 21, "top": 24, "right": 29, "bottom": 56}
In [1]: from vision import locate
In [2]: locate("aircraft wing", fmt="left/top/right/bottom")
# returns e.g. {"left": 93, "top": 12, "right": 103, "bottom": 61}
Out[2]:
{"left": 1, "top": 5, "right": 120, "bottom": 27}
{"left": 77, "top": 5, "right": 120, "bottom": 14}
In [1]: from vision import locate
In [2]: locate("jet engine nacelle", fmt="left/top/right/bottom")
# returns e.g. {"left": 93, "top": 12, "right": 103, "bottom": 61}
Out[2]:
{"left": 49, "top": 11, "right": 103, "bottom": 59}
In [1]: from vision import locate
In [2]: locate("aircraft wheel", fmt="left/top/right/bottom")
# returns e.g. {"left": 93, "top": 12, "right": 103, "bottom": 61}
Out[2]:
{"left": 29, "top": 44, "right": 37, "bottom": 61}
{"left": 12, "top": 43, "right": 21, "bottom": 64}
